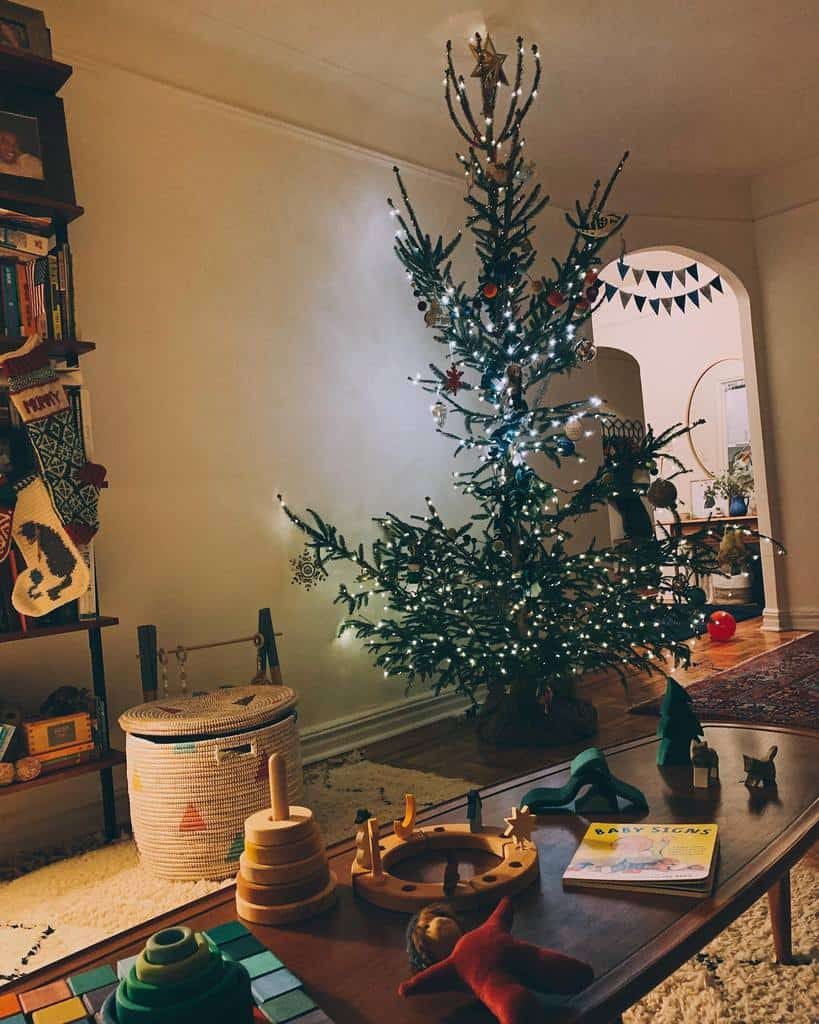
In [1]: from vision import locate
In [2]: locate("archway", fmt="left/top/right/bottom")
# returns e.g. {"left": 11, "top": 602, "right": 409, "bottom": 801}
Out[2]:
{"left": 591, "top": 246, "right": 782, "bottom": 620}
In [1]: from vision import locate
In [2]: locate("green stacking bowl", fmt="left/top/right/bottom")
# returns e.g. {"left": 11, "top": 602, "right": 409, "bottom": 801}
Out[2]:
{"left": 101, "top": 926, "right": 253, "bottom": 1024}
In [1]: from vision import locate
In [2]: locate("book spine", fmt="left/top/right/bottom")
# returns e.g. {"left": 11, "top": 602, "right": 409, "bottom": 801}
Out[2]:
{"left": 0, "top": 227, "right": 53, "bottom": 258}
{"left": 63, "top": 243, "right": 75, "bottom": 339}
{"left": 48, "top": 254, "right": 63, "bottom": 340}
{"left": 0, "top": 723, "right": 15, "bottom": 760}
{"left": 16, "top": 263, "right": 32, "bottom": 336}
{"left": 0, "top": 262, "right": 20, "bottom": 337}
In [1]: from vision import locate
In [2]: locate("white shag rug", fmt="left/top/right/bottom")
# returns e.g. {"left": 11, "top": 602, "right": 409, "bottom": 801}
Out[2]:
{"left": 0, "top": 756, "right": 475, "bottom": 981}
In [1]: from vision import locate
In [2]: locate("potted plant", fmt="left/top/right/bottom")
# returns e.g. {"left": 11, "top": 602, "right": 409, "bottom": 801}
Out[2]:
{"left": 704, "top": 466, "right": 754, "bottom": 516}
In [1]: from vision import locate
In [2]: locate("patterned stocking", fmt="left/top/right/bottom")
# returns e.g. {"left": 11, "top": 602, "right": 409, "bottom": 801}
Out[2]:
{"left": 0, "top": 334, "right": 105, "bottom": 544}
{"left": 10, "top": 475, "right": 90, "bottom": 617}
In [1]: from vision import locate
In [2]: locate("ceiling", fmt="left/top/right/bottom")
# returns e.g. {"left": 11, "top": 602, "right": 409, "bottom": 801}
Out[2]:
{"left": 60, "top": 0, "right": 819, "bottom": 180}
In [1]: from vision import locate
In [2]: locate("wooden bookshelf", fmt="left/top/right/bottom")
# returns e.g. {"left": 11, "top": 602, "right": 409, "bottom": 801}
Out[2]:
{"left": 0, "top": 615, "right": 118, "bottom": 645}
{"left": 0, "top": 189, "right": 83, "bottom": 224}
{"left": 0, "top": 749, "right": 124, "bottom": 797}
{"left": 0, "top": 336, "right": 96, "bottom": 358}
{"left": 0, "top": 46, "right": 72, "bottom": 93}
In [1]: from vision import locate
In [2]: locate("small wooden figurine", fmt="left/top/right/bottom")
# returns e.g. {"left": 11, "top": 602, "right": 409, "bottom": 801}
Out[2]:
{"left": 690, "top": 739, "right": 719, "bottom": 788}
{"left": 354, "top": 808, "right": 373, "bottom": 869}
{"left": 235, "top": 753, "right": 337, "bottom": 925}
{"left": 467, "top": 789, "right": 483, "bottom": 833}
{"left": 502, "top": 805, "right": 536, "bottom": 849}
{"left": 520, "top": 747, "right": 648, "bottom": 814}
{"left": 743, "top": 745, "right": 778, "bottom": 788}
{"left": 394, "top": 792, "right": 417, "bottom": 840}
{"left": 442, "top": 851, "right": 461, "bottom": 899}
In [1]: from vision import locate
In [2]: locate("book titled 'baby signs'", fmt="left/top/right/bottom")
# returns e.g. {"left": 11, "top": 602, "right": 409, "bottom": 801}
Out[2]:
{"left": 563, "top": 823, "right": 720, "bottom": 898}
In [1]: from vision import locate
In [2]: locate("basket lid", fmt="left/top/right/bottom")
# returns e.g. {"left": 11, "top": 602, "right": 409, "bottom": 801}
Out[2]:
{"left": 118, "top": 684, "right": 297, "bottom": 738}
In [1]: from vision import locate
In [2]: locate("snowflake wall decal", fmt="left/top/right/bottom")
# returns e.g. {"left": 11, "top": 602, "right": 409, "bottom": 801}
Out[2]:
{"left": 290, "top": 548, "right": 327, "bottom": 590}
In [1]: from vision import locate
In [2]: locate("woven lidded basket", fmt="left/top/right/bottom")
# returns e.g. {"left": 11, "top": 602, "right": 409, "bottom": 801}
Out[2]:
{"left": 120, "top": 685, "right": 302, "bottom": 881}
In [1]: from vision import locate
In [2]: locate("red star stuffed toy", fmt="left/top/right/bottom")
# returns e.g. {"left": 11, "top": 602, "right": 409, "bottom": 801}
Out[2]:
{"left": 398, "top": 897, "right": 593, "bottom": 1024}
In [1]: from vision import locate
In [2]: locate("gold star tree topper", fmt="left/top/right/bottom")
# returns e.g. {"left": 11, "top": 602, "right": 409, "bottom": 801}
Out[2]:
{"left": 503, "top": 805, "right": 536, "bottom": 848}
{"left": 469, "top": 35, "right": 508, "bottom": 90}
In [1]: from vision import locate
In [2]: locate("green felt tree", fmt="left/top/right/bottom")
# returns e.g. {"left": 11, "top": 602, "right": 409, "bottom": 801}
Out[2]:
{"left": 656, "top": 679, "right": 703, "bottom": 765}
{"left": 280, "top": 35, "right": 784, "bottom": 746}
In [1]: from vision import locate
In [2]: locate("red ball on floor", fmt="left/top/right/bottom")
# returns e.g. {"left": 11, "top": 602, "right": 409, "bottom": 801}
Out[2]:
{"left": 707, "top": 610, "right": 737, "bottom": 642}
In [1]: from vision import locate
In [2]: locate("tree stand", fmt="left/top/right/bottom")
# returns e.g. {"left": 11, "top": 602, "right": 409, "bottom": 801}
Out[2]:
{"left": 477, "top": 685, "right": 598, "bottom": 747}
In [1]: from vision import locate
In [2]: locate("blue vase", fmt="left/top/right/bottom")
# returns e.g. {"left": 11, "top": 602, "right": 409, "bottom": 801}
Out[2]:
{"left": 729, "top": 495, "right": 748, "bottom": 516}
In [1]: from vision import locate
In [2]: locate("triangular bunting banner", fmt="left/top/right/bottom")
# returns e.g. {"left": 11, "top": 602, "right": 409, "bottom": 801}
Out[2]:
{"left": 674, "top": 269, "right": 687, "bottom": 285}
{"left": 674, "top": 294, "right": 686, "bottom": 312}
{"left": 617, "top": 260, "right": 629, "bottom": 280}
{"left": 649, "top": 298, "right": 660, "bottom": 315}
{"left": 179, "top": 803, "right": 207, "bottom": 832}
{"left": 712, "top": 275, "right": 724, "bottom": 294}
{"left": 661, "top": 297, "right": 673, "bottom": 314}
{"left": 604, "top": 282, "right": 617, "bottom": 301}
{"left": 620, "top": 291, "right": 632, "bottom": 309}
{"left": 635, "top": 295, "right": 647, "bottom": 312}
{"left": 647, "top": 270, "right": 660, "bottom": 288}
{"left": 688, "top": 289, "right": 700, "bottom": 308}
{"left": 661, "top": 271, "right": 674, "bottom": 287}
{"left": 701, "top": 284, "right": 712, "bottom": 302}
{"left": 687, "top": 263, "right": 699, "bottom": 281}
{"left": 632, "top": 268, "right": 644, "bottom": 285}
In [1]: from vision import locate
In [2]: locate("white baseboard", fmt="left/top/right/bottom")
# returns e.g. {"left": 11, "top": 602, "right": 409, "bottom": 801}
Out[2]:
{"left": 299, "top": 689, "right": 474, "bottom": 765}
{"left": 763, "top": 607, "right": 819, "bottom": 631}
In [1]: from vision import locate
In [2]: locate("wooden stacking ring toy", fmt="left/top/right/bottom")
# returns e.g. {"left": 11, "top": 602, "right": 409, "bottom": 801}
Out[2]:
{"left": 99, "top": 925, "right": 253, "bottom": 1023}
{"left": 235, "top": 753, "right": 337, "bottom": 925}
{"left": 351, "top": 795, "right": 539, "bottom": 913}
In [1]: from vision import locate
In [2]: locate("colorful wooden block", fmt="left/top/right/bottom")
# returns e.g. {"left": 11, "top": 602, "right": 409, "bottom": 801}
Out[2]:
{"left": 19, "top": 980, "right": 71, "bottom": 1013}
{"left": 0, "top": 992, "right": 21, "bottom": 1018}
{"left": 68, "top": 965, "right": 118, "bottom": 997}
{"left": 0, "top": 1015, "right": 25, "bottom": 1024}
{"left": 31, "top": 996, "right": 86, "bottom": 1024}
{"left": 291, "top": 1012, "right": 331, "bottom": 1024}
{"left": 204, "top": 920, "right": 250, "bottom": 946}
{"left": 239, "top": 950, "right": 284, "bottom": 980}
{"left": 116, "top": 955, "right": 138, "bottom": 980}
{"left": 81, "top": 982, "right": 117, "bottom": 1017}
{"left": 220, "top": 933, "right": 267, "bottom": 962}
{"left": 251, "top": 969, "right": 301, "bottom": 1003}
{"left": 259, "top": 989, "right": 317, "bottom": 1023}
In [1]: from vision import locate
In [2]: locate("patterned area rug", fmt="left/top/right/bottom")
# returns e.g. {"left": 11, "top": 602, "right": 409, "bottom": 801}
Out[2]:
{"left": 631, "top": 632, "right": 819, "bottom": 728}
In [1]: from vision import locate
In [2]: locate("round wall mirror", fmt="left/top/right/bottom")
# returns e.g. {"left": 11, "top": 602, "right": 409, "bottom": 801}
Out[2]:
{"left": 687, "top": 357, "right": 750, "bottom": 476}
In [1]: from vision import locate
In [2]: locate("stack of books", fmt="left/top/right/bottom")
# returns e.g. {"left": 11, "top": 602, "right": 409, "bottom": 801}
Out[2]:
{"left": 562, "top": 822, "right": 720, "bottom": 898}
{"left": 0, "top": 207, "right": 75, "bottom": 343}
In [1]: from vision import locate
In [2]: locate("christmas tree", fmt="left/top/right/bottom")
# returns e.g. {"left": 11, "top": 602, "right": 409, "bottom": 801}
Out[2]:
{"left": 656, "top": 679, "right": 703, "bottom": 765}
{"left": 280, "top": 35, "right": 782, "bottom": 745}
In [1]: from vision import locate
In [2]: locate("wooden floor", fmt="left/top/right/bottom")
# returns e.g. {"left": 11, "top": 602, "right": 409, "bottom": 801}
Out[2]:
{"left": 365, "top": 618, "right": 807, "bottom": 787}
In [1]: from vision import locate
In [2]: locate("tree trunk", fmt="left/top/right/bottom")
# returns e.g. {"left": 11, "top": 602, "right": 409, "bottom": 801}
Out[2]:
{"left": 477, "top": 683, "right": 598, "bottom": 746}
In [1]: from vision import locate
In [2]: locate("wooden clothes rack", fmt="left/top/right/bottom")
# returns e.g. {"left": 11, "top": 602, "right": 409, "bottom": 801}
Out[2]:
{"left": 136, "top": 608, "right": 283, "bottom": 702}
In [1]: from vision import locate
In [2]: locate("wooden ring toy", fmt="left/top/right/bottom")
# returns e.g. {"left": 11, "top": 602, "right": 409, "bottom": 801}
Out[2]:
{"left": 236, "top": 871, "right": 338, "bottom": 925}
{"left": 238, "top": 849, "right": 328, "bottom": 885}
{"left": 145, "top": 926, "right": 196, "bottom": 965}
{"left": 351, "top": 822, "right": 538, "bottom": 913}
{"left": 237, "top": 866, "right": 330, "bottom": 906}
{"left": 244, "top": 806, "right": 315, "bottom": 846}
{"left": 124, "top": 956, "right": 223, "bottom": 1008}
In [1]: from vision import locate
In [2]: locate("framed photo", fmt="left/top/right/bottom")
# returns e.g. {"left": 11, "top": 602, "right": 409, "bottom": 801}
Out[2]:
{"left": 0, "top": 2, "right": 51, "bottom": 59}
{"left": 0, "top": 86, "right": 75, "bottom": 205}
{"left": 690, "top": 478, "right": 726, "bottom": 518}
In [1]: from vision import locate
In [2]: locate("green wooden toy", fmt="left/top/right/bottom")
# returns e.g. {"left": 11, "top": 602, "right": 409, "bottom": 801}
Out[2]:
{"left": 519, "top": 747, "right": 648, "bottom": 814}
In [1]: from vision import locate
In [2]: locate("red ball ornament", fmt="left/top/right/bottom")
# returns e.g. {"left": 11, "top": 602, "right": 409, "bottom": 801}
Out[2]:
{"left": 707, "top": 610, "right": 737, "bottom": 642}
{"left": 482, "top": 282, "right": 499, "bottom": 299}
{"left": 574, "top": 298, "right": 590, "bottom": 312}
{"left": 583, "top": 269, "right": 598, "bottom": 286}
{"left": 546, "top": 289, "right": 565, "bottom": 308}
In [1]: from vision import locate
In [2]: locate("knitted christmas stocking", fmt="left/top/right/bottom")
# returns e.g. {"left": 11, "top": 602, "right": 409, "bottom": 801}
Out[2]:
{"left": 10, "top": 475, "right": 90, "bottom": 617}
{"left": 0, "top": 335, "right": 105, "bottom": 544}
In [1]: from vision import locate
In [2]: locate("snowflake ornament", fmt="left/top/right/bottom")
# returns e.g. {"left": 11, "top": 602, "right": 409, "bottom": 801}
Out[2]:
{"left": 444, "top": 365, "right": 465, "bottom": 395}
{"left": 290, "top": 548, "right": 327, "bottom": 590}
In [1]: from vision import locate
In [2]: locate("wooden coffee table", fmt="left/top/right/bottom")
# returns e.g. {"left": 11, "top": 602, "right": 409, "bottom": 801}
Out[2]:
{"left": 6, "top": 724, "right": 818, "bottom": 1023}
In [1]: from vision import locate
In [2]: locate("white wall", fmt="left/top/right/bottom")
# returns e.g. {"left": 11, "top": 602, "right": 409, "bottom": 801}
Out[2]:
{"left": 592, "top": 250, "right": 745, "bottom": 515}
